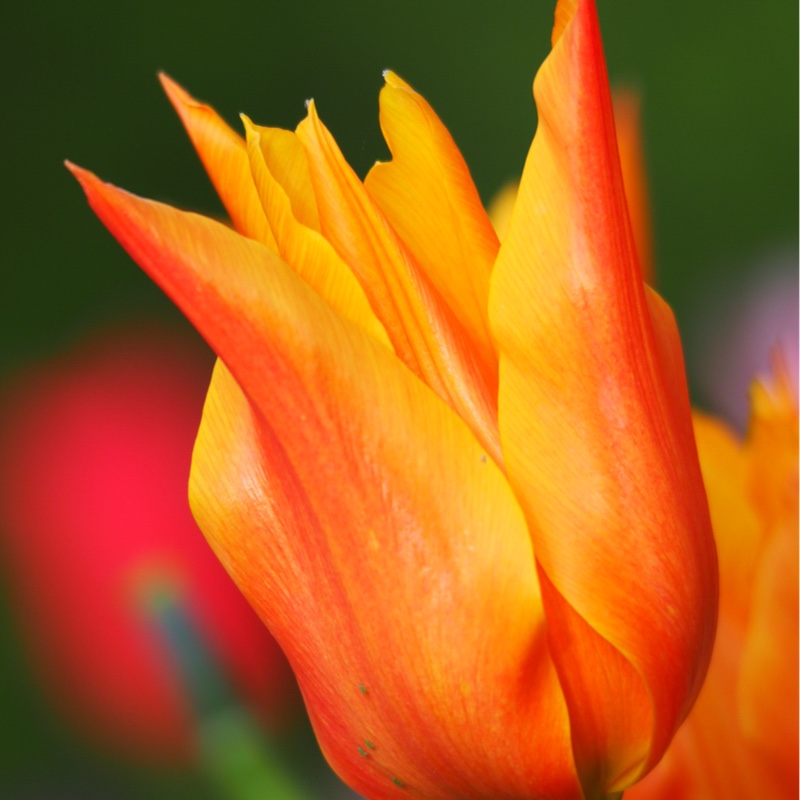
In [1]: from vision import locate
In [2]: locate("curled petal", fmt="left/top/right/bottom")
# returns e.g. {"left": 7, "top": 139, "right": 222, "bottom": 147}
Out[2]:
{"left": 488, "top": 0, "right": 716, "bottom": 791}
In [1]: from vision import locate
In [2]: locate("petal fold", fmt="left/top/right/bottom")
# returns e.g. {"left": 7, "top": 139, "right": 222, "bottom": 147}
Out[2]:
{"left": 488, "top": 0, "right": 716, "bottom": 791}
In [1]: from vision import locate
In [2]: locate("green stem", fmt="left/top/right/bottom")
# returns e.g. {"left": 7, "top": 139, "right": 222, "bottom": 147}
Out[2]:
{"left": 198, "top": 706, "right": 309, "bottom": 800}
{"left": 144, "top": 586, "right": 311, "bottom": 800}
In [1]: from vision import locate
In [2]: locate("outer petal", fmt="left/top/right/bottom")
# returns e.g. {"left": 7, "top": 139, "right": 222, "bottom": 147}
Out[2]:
{"left": 488, "top": 0, "right": 716, "bottom": 792}
{"left": 67, "top": 164, "right": 583, "bottom": 800}
{"left": 159, "top": 74, "right": 276, "bottom": 249}
{"left": 241, "top": 116, "right": 390, "bottom": 348}
{"left": 365, "top": 71, "right": 499, "bottom": 370}
{"left": 297, "top": 103, "right": 501, "bottom": 465}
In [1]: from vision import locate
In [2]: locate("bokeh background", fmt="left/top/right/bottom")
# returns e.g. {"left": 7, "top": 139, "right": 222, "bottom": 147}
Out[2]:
{"left": 1, "top": 0, "right": 796, "bottom": 796}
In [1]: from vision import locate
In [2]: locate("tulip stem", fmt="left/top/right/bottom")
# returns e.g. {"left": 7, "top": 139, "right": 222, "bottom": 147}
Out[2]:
{"left": 198, "top": 706, "right": 310, "bottom": 800}
{"left": 142, "top": 584, "right": 311, "bottom": 800}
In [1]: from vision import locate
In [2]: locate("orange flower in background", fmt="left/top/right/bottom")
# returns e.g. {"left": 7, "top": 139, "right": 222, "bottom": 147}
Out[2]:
{"left": 611, "top": 89, "right": 654, "bottom": 286}
{"left": 0, "top": 327, "right": 295, "bottom": 762}
{"left": 627, "top": 365, "right": 799, "bottom": 800}
{"left": 68, "top": 0, "right": 717, "bottom": 797}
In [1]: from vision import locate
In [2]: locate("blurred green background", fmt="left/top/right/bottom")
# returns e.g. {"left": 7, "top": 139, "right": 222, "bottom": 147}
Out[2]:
{"left": 1, "top": 0, "right": 796, "bottom": 796}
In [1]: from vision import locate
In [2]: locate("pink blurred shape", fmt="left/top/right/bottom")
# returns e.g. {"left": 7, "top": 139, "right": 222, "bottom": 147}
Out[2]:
{"left": 0, "top": 324, "right": 295, "bottom": 763}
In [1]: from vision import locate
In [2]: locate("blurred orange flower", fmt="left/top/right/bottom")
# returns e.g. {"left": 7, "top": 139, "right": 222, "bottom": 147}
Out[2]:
{"left": 68, "top": 0, "right": 717, "bottom": 797}
{"left": 628, "top": 364, "right": 798, "bottom": 800}
{"left": 0, "top": 327, "right": 294, "bottom": 762}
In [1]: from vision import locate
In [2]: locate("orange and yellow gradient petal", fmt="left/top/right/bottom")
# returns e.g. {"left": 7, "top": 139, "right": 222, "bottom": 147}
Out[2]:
{"left": 489, "top": 0, "right": 716, "bottom": 790}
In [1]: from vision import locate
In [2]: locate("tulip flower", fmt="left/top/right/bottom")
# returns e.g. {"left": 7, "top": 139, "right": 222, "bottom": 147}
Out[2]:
{"left": 626, "top": 366, "right": 798, "bottom": 800}
{"left": 67, "top": 0, "right": 717, "bottom": 797}
{"left": 0, "top": 326, "right": 294, "bottom": 762}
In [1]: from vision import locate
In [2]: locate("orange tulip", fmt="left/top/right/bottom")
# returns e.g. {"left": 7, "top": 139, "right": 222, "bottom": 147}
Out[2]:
{"left": 627, "top": 363, "right": 798, "bottom": 800}
{"left": 67, "top": 0, "right": 717, "bottom": 797}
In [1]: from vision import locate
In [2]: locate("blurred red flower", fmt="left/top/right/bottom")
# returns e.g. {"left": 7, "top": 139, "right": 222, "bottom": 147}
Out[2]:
{"left": 0, "top": 325, "right": 295, "bottom": 762}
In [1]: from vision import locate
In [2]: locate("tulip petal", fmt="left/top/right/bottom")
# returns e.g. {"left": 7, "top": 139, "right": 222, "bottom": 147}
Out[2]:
{"left": 67, "top": 163, "right": 583, "bottom": 799}
{"left": 242, "top": 116, "right": 390, "bottom": 348}
{"left": 488, "top": 0, "right": 716, "bottom": 791}
{"left": 159, "top": 73, "right": 276, "bottom": 249}
{"left": 194, "top": 361, "right": 582, "bottom": 800}
{"left": 365, "top": 71, "right": 498, "bottom": 370}
{"left": 253, "top": 124, "right": 320, "bottom": 232}
{"left": 297, "top": 102, "right": 501, "bottom": 464}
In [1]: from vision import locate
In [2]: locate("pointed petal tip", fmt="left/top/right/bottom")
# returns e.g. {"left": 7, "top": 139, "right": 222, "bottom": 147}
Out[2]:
{"left": 64, "top": 159, "right": 94, "bottom": 188}
{"left": 381, "top": 70, "right": 411, "bottom": 92}
{"left": 302, "top": 99, "right": 321, "bottom": 129}
{"left": 239, "top": 113, "right": 257, "bottom": 140}
{"left": 158, "top": 72, "right": 196, "bottom": 110}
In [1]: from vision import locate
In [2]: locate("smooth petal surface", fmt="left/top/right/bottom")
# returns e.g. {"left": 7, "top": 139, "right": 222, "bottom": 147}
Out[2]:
{"left": 488, "top": 0, "right": 716, "bottom": 791}
{"left": 365, "top": 71, "right": 498, "bottom": 371}
{"left": 159, "top": 74, "right": 276, "bottom": 248}
{"left": 242, "top": 116, "right": 390, "bottom": 347}
{"left": 297, "top": 103, "right": 501, "bottom": 464}
{"left": 68, "top": 164, "right": 584, "bottom": 800}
